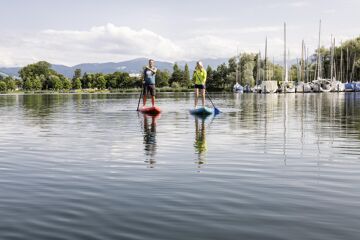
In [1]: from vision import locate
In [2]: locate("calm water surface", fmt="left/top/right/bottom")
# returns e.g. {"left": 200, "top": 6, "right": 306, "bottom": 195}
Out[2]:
{"left": 0, "top": 92, "right": 360, "bottom": 240}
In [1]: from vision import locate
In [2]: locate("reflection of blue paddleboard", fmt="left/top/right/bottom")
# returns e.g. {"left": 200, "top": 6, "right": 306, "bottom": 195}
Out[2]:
{"left": 189, "top": 107, "right": 214, "bottom": 116}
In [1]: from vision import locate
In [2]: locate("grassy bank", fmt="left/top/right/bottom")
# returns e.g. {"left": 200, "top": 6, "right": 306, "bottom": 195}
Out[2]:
{"left": 0, "top": 87, "right": 196, "bottom": 95}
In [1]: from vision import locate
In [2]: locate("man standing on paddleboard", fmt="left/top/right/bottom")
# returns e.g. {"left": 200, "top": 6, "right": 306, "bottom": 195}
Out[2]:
{"left": 143, "top": 59, "right": 157, "bottom": 107}
{"left": 193, "top": 61, "right": 207, "bottom": 108}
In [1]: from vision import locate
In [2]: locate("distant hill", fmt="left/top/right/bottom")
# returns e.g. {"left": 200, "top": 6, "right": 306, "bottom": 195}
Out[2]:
{"left": 177, "top": 58, "right": 228, "bottom": 71}
{"left": 0, "top": 71, "right": 9, "bottom": 78}
{"left": 0, "top": 58, "right": 228, "bottom": 78}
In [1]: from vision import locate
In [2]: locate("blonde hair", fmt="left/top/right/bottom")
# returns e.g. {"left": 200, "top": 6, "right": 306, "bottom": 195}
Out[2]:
{"left": 196, "top": 61, "right": 204, "bottom": 70}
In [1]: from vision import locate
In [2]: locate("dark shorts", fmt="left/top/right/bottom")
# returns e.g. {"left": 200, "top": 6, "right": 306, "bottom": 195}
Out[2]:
{"left": 144, "top": 84, "right": 156, "bottom": 96}
{"left": 194, "top": 84, "right": 205, "bottom": 89}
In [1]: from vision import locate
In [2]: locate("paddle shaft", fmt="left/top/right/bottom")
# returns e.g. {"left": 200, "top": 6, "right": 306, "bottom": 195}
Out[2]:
{"left": 205, "top": 90, "right": 220, "bottom": 114}
{"left": 136, "top": 84, "right": 144, "bottom": 111}
{"left": 205, "top": 89, "right": 216, "bottom": 108}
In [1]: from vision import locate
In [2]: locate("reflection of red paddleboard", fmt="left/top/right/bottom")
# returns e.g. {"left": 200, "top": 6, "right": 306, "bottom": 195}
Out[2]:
{"left": 139, "top": 106, "right": 161, "bottom": 115}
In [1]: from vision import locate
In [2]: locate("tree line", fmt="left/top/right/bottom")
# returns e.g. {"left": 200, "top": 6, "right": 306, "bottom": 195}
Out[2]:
{"left": 0, "top": 36, "right": 359, "bottom": 92}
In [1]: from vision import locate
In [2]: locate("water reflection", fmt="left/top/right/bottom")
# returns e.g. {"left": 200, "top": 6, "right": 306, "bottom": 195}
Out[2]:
{"left": 142, "top": 113, "right": 159, "bottom": 168}
{"left": 194, "top": 116, "right": 208, "bottom": 167}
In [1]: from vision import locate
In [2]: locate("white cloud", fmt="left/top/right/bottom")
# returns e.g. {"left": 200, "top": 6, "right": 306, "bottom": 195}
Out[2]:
{"left": 0, "top": 22, "right": 343, "bottom": 67}
{"left": 0, "top": 23, "right": 245, "bottom": 66}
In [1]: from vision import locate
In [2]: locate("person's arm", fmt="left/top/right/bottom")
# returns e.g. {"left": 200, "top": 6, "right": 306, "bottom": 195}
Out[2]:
{"left": 146, "top": 66, "right": 157, "bottom": 74}
{"left": 192, "top": 71, "right": 197, "bottom": 83}
{"left": 200, "top": 69, "right": 207, "bottom": 84}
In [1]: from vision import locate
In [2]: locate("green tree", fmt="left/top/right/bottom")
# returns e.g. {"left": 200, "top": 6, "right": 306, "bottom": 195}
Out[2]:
{"left": 169, "top": 63, "right": 183, "bottom": 86}
{"left": 3, "top": 77, "right": 16, "bottom": 91}
{"left": 156, "top": 70, "right": 170, "bottom": 87}
{"left": 19, "top": 61, "right": 52, "bottom": 81}
{"left": 242, "top": 62, "right": 255, "bottom": 87}
{"left": 15, "top": 79, "right": 22, "bottom": 89}
{"left": 63, "top": 78, "right": 72, "bottom": 90}
{"left": 205, "top": 66, "right": 214, "bottom": 89}
{"left": 0, "top": 81, "right": 7, "bottom": 92}
{"left": 211, "top": 63, "right": 228, "bottom": 90}
{"left": 48, "top": 75, "right": 63, "bottom": 90}
{"left": 183, "top": 64, "right": 191, "bottom": 87}
{"left": 95, "top": 75, "right": 106, "bottom": 89}
{"left": 289, "top": 64, "right": 298, "bottom": 82}
{"left": 23, "top": 79, "right": 33, "bottom": 90}
{"left": 228, "top": 57, "right": 237, "bottom": 73}
{"left": 73, "top": 68, "right": 82, "bottom": 80}
{"left": 19, "top": 61, "right": 67, "bottom": 90}
{"left": 33, "top": 77, "right": 42, "bottom": 90}
{"left": 72, "top": 78, "right": 82, "bottom": 89}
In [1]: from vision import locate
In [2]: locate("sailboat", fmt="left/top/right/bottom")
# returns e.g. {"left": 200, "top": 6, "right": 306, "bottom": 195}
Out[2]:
{"left": 329, "top": 37, "right": 345, "bottom": 92}
{"left": 253, "top": 51, "right": 262, "bottom": 93}
{"left": 344, "top": 50, "right": 360, "bottom": 91}
{"left": 260, "top": 37, "right": 278, "bottom": 93}
{"left": 233, "top": 50, "right": 244, "bottom": 93}
{"left": 282, "top": 22, "right": 295, "bottom": 93}
{"left": 311, "top": 20, "right": 332, "bottom": 92}
{"left": 296, "top": 40, "right": 312, "bottom": 93}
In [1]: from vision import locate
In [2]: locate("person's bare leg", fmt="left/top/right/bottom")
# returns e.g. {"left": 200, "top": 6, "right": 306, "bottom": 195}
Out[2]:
{"left": 201, "top": 89, "right": 205, "bottom": 107}
{"left": 143, "top": 95, "right": 147, "bottom": 107}
{"left": 151, "top": 96, "right": 155, "bottom": 107}
{"left": 194, "top": 88, "right": 199, "bottom": 108}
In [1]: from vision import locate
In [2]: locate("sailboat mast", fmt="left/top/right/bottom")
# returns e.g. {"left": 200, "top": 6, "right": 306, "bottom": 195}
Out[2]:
{"left": 283, "top": 23, "right": 288, "bottom": 83}
{"left": 306, "top": 47, "right": 310, "bottom": 83}
{"left": 239, "top": 52, "right": 242, "bottom": 84}
{"left": 351, "top": 53, "right": 356, "bottom": 82}
{"left": 333, "top": 37, "right": 336, "bottom": 80}
{"left": 316, "top": 20, "right": 321, "bottom": 80}
{"left": 297, "top": 59, "right": 300, "bottom": 82}
{"left": 346, "top": 47, "right": 350, "bottom": 82}
{"left": 301, "top": 40, "right": 304, "bottom": 82}
{"left": 257, "top": 51, "right": 261, "bottom": 84}
{"left": 265, "top": 37, "right": 268, "bottom": 81}
{"left": 288, "top": 50, "right": 291, "bottom": 81}
{"left": 340, "top": 44, "right": 343, "bottom": 83}
{"left": 272, "top": 57, "right": 275, "bottom": 80}
{"left": 330, "top": 35, "right": 334, "bottom": 80}
{"left": 235, "top": 48, "right": 239, "bottom": 84}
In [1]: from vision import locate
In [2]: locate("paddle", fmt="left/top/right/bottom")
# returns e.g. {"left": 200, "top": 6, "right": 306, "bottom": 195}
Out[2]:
{"left": 205, "top": 90, "right": 220, "bottom": 114}
{"left": 136, "top": 83, "right": 144, "bottom": 111}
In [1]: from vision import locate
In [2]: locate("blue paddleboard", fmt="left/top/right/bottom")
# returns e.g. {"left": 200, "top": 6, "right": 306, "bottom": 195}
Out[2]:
{"left": 189, "top": 107, "right": 214, "bottom": 116}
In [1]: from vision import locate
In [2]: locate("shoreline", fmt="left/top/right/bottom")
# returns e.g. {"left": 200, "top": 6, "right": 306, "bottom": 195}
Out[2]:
{"left": 0, "top": 87, "right": 197, "bottom": 95}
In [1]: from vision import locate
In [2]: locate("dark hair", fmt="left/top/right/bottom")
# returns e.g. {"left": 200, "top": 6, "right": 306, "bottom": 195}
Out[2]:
{"left": 149, "top": 59, "right": 155, "bottom": 63}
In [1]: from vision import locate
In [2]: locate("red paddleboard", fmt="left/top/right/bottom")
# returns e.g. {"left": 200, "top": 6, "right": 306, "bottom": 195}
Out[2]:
{"left": 139, "top": 106, "right": 161, "bottom": 115}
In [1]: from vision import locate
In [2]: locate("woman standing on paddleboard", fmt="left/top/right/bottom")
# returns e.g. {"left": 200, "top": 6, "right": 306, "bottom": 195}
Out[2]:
{"left": 193, "top": 61, "right": 207, "bottom": 108}
{"left": 143, "top": 59, "right": 157, "bottom": 107}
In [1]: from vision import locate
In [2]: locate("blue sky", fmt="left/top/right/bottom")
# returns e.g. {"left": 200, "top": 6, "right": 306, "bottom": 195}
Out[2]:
{"left": 0, "top": 0, "right": 359, "bottom": 66}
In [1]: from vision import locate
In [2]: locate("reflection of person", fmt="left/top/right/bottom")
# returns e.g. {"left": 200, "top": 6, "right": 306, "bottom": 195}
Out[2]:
{"left": 193, "top": 61, "right": 207, "bottom": 108}
{"left": 143, "top": 59, "right": 157, "bottom": 107}
{"left": 143, "top": 113, "right": 159, "bottom": 168}
{"left": 194, "top": 116, "right": 207, "bottom": 167}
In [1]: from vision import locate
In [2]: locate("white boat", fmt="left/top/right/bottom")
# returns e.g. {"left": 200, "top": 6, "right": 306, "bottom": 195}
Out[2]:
{"left": 283, "top": 81, "right": 295, "bottom": 93}
{"left": 312, "top": 79, "right": 332, "bottom": 92}
{"left": 243, "top": 84, "right": 252, "bottom": 93}
{"left": 296, "top": 82, "right": 312, "bottom": 93}
{"left": 261, "top": 81, "right": 278, "bottom": 93}
{"left": 330, "top": 80, "right": 345, "bottom": 92}
{"left": 233, "top": 83, "right": 243, "bottom": 93}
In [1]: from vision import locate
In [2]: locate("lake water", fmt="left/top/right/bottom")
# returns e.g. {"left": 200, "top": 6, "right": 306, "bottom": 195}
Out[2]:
{"left": 0, "top": 92, "right": 360, "bottom": 240}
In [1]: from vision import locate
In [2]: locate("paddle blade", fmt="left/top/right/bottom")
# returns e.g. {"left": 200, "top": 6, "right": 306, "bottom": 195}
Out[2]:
{"left": 214, "top": 107, "right": 221, "bottom": 115}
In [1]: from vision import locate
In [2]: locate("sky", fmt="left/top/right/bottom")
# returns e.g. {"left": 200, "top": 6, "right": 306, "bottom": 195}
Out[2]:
{"left": 0, "top": 0, "right": 359, "bottom": 67}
